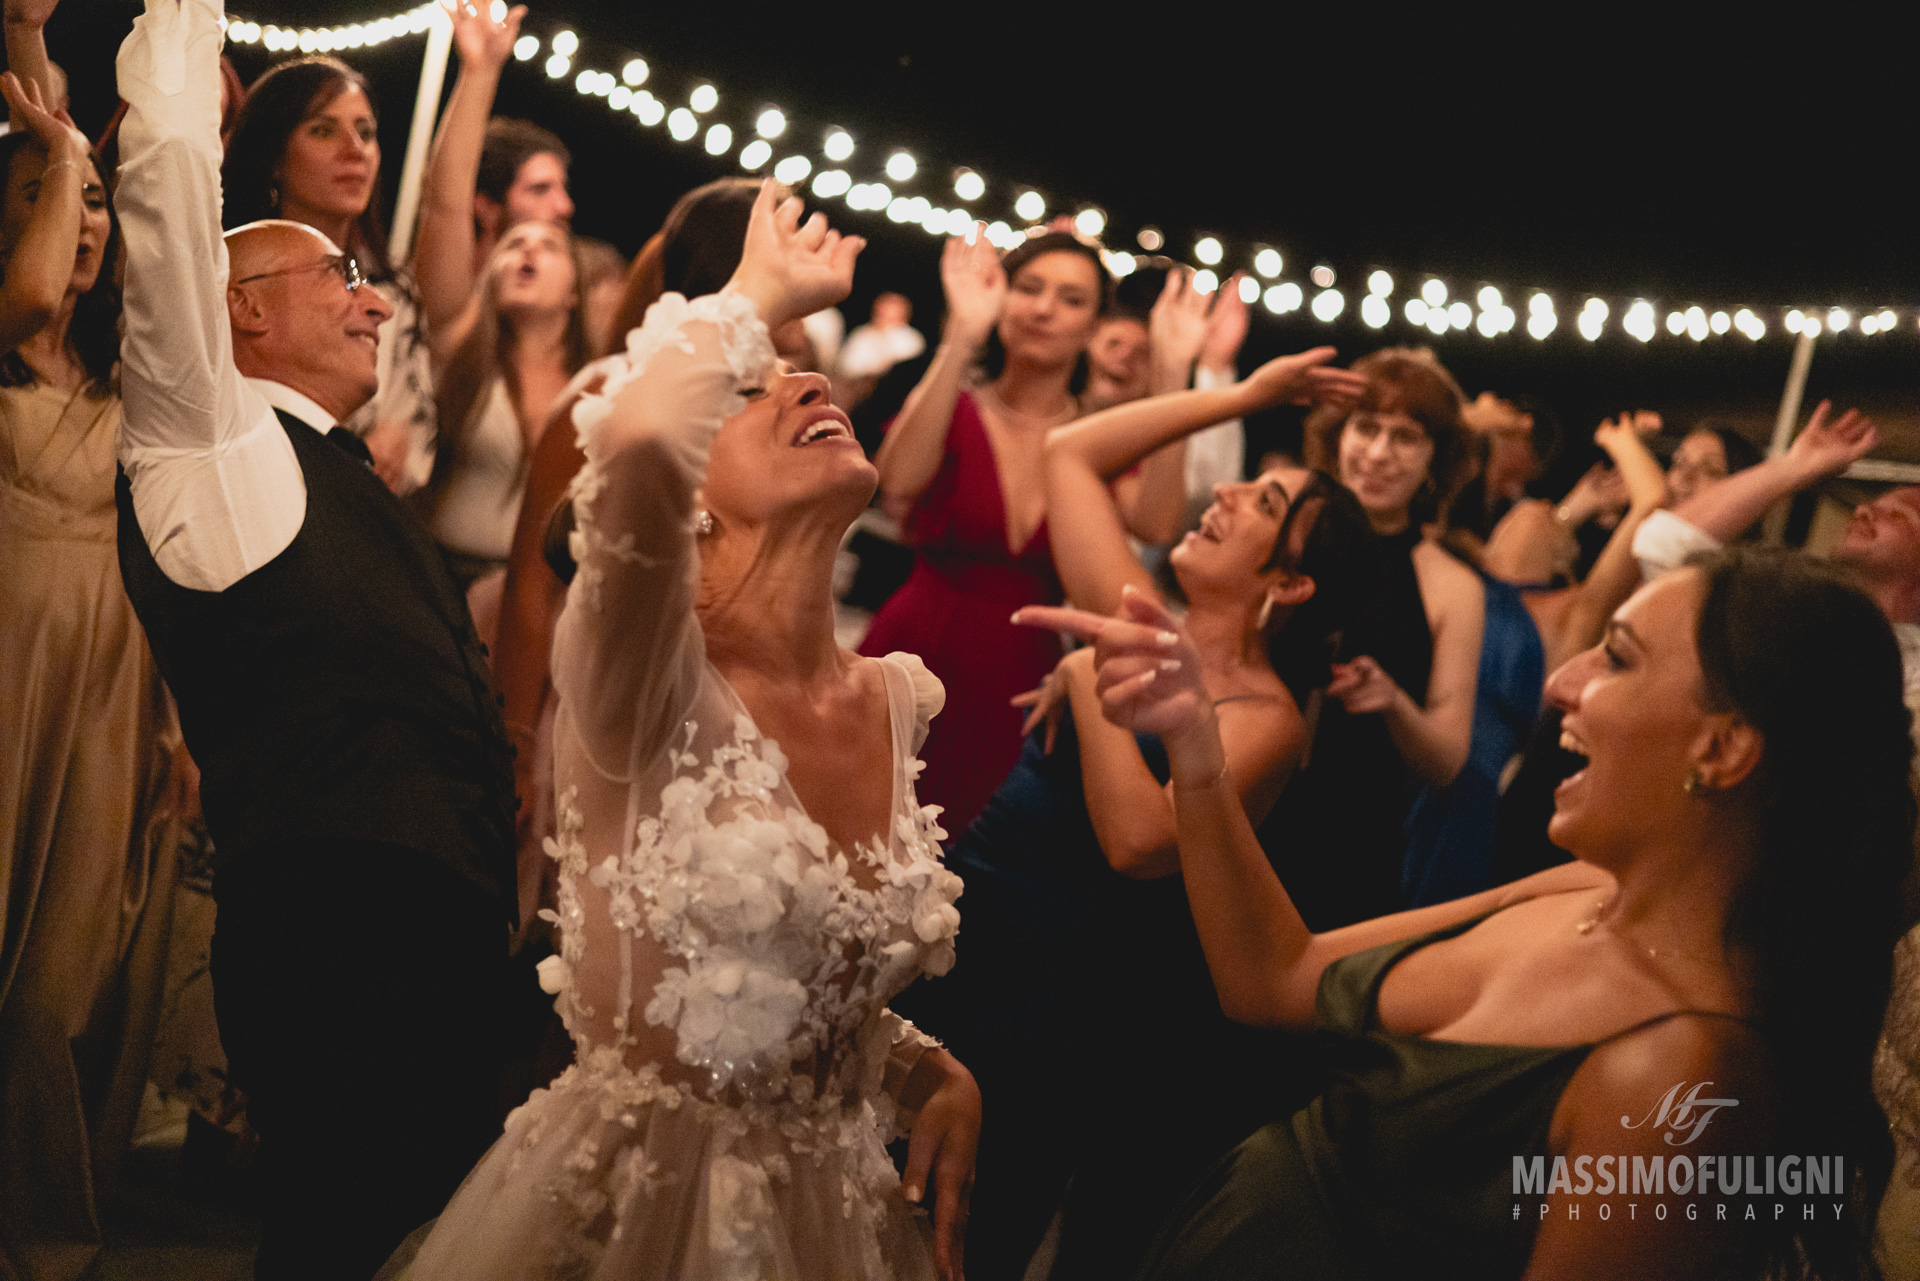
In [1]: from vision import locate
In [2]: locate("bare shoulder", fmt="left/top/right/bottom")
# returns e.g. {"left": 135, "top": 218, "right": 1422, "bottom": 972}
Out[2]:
{"left": 1411, "top": 539, "right": 1485, "bottom": 609}
{"left": 1557, "top": 1010, "right": 1776, "bottom": 1155}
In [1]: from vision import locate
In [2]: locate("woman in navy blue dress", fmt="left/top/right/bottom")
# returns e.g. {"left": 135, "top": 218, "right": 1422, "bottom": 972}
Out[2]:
{"left": 896, "top": 346, "right": 1376, "bottom": 1278}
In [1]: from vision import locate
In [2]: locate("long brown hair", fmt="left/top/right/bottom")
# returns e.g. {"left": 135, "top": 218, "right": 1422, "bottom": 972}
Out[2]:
{"left": 1305, "top": 346, "right": 1471, "bottom": 526}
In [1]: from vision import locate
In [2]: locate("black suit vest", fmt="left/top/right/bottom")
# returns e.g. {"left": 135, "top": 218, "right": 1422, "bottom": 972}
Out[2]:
{"left": 116, "top": 409, "right": 516, "bottom": 916}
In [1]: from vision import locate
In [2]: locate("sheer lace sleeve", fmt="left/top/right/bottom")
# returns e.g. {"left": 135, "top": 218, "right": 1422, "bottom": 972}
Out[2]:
{"left": 549, "top": 292, "right": 775, "bottom": 781}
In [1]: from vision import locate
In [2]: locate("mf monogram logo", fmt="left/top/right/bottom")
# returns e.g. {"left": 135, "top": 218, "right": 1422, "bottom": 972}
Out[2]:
{"left": 1621, "top": 1082, "right": 1739, "bottom": 1146}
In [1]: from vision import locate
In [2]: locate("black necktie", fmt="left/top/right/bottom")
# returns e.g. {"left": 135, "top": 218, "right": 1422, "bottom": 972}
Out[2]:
{"left": 326, "top": 426, "right": 375, "bottom": 469}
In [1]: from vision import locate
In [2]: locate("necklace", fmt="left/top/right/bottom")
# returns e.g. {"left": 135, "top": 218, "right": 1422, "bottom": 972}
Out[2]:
{"left": 979, "top": 382, "right": 1078, "bottom": 428}
{"left": 1575, "top": 895, "right": 1661, "bottom": 961}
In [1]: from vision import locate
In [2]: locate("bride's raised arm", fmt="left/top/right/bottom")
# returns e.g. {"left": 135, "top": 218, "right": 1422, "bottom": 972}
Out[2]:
{"left": 552, "top": 183, "right": 862, "bottom": 778}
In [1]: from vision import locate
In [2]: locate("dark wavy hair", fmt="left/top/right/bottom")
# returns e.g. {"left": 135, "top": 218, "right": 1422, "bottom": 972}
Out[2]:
{"left": 980, "top": 231, "right": 1112, "bottom": 396}
{"left": 221, "top": 56, "right": 392, "bottom": 277}
{"left": 0, "top": 132, "right": 120, "bottom": 393}
{"left": 1263, "top": 471, "right": 1377, "bottom": 699}
{"left": 1690, "top": 547, "right": 1914, "bottom": 1279}
{"left": 1304, "top": 346, "right": 1471, "bottom": 526}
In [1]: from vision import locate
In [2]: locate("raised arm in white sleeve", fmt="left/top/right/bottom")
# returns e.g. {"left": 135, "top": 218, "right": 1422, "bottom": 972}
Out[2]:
{"left": 115, "top": 0, "right": 305, "bottom": 592}
{"left": 549, "top": 292, "right": 777, "bottom": 782}
{"left": 1630, "top": 508, "right": 1721, "bottom": 582}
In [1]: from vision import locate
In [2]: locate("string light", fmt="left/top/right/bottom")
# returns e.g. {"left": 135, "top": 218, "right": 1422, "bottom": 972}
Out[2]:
{"left": 224, "top": 5, "right": 1901, "bottom": 345}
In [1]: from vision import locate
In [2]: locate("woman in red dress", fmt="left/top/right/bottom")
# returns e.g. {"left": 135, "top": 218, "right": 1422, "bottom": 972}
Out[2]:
{"left": 865, "top": 231, "right": 1188, "bottom": 837}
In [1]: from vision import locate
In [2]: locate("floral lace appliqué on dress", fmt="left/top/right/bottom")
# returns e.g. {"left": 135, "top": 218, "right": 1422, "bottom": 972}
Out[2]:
{"left": 400, "top": 292, "right": 958, "bottom": 1281}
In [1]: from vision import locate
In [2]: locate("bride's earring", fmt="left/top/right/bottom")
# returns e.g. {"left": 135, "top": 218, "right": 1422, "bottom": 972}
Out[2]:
{"left": 1256, "top": 594, "right": 1275, "bottom": 630}
{"left": 695, "top": 509, "right": 715, "bottom": 536}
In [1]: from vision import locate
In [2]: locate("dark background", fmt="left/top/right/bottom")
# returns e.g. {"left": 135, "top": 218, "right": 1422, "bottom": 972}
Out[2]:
{"left": 42, "top": 3, "right": 1920, "bottom": 478}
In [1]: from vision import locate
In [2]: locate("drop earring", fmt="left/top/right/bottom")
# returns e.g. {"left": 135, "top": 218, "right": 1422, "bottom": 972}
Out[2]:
{"left": 695, "top": 509, "right": 714, "bottom": 536}
{"left": 1256, "top": 594, "right": 1275, "bottom": 630}
{"left": 269, "top": 181, "right": 281, "bottom": 211}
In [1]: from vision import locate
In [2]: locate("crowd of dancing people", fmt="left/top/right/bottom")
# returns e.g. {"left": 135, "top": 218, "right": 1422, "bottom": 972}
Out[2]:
{"left": 6, "top": 2, "right": 1920, "bottom": 1279}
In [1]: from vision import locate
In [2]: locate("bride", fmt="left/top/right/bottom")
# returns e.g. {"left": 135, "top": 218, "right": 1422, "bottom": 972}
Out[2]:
{"left": 399, "top": 184, "right": 979, "bottom": 1280}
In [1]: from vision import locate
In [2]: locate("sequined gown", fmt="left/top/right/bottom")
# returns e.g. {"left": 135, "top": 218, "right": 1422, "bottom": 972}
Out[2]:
{"left": 401, "top": 294, "right": 961, "bottom": 1281}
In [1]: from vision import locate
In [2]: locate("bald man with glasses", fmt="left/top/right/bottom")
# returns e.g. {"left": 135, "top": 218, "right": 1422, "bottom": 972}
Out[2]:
{"left": 113, "top": 2, "right": 521, "bottom": 1276}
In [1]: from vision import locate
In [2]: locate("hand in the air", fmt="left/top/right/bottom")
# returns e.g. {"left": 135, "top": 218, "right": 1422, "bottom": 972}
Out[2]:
{"left": 443, "top": 0, "right": 525, "bottom": 71}
{"left": 726, "top": 179, "right": 864, "bottom": 331}
{"left": 2, "top": 0, "right": 60, "bottom": 29}
{"left": 1198, "top": 273, "right": 1251, "bottom": 374}
{"left": 1239, "top": 347, "right": 1368, "bottom": 414}
{"left": 0, "top": 71, "right": 85, "bottom": 165}
{"left": 1148, "top": 266, "right": 1213, "bottom": 387}
{"left": 939, "top": 227, "right": 1006, "bottom": 352}
{"left": 1786, "top": 399, "right": 1877, "bottom": 482}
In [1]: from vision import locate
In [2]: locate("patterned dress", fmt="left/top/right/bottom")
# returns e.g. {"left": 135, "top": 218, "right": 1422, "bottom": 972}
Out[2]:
{"left": 399, "top": 293, "right": 962, "bottom": 1280}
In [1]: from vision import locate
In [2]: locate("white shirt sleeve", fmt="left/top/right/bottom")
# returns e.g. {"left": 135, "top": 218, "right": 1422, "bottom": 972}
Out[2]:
{"left": 1630, "top": 508, "right": 1722, "bottom": 583}
{"left": 1183, "top": 363, "right": 1245, "bottom": 524}
{"left": 115, "top": 0, "right": 305, "bottom": 593}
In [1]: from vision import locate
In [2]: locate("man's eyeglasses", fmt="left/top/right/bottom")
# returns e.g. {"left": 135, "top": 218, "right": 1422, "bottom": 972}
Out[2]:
{"left": 233, "top": 254, "right": 366, "bottom": 293}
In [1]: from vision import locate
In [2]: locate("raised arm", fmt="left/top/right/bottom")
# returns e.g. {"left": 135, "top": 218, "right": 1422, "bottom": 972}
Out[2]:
{"left": 116, "top": 0, "right": 302, "bottom": 590}
{"left": 871, "top": 229, "right": 1003, "bottom": 513}
{"left": 553, "top": 184, "right": 861, "bottom": 774}
{"left": 2, "top": 0, "right": 56, "bottom": 112}
{"left": 1044, "top": 346, "right": 1364, "bottom": 615}
{"left": 1025, "top": 591, "right": 1608, "bottom": 1026}
{"left": 412, "top": 1, "right": 523, "bottom": 339}
{"left": 1108, "top": 267, "right": 1213, "bottom": 545}
{"left": 1552, "top": 415, "right": 1667, "bottom": 667}
{"left": 0, "top": 72, "right": 87, "bottom": 351}
{"left": 1671, "top": 400, "right": 1877, "bottom": 542}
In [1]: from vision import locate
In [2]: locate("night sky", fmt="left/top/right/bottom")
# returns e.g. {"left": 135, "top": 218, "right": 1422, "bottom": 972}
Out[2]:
{"left": 47, "top": 3, "right": 1920, "bottom": 473}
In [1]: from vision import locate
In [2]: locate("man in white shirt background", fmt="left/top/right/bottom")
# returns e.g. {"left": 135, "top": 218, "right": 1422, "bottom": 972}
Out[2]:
{"left": 115, "top": 3, "right": 522, "bottom": 1276}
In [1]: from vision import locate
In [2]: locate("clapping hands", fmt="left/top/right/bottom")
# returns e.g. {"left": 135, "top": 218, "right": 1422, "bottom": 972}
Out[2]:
{"left": 725, "top": 180, "right": 864, "bottom": 332}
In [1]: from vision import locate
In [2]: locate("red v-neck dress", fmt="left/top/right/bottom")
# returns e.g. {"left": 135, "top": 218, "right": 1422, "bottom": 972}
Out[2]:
{"left": 859, "top": 391, "right": 1064, "bottom": 840}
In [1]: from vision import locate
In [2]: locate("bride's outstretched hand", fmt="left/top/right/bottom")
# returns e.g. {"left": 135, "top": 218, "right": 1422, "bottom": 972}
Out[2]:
{"left": 1012, "top": 586, "right": 1211, "bottom": 743}
{"left": 724, "top": 178, "right": 864, "bottom": 331}
{"left": 903, "top": 1052, "right": 980, "bottom": 1281}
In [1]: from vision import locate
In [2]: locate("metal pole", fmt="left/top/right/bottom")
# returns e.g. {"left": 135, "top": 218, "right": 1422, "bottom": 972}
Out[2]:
{"left": 387, "top": 4, "right": 454, "bottom": 266}
{"left": 1762, "top": 327, "right": 1817, "bottom": 544}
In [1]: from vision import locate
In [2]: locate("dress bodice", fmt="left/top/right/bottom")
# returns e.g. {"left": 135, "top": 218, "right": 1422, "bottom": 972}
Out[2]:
{"left": 899, "top": 390, "right": 1057, "bottom": 593}
{"left": 546, "top": 651, "right": 957, "bottom": 1109}
{"left": 0, "top": 380, "right": 123, "bottom": 540}
{"left": 542, "top": 290, "right": 960, "bottom": 1117}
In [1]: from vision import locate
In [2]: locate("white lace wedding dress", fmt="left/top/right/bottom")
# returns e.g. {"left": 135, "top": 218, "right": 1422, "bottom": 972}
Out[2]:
{"left": 398, "top": 293, "right": 962, "bottom": 1280}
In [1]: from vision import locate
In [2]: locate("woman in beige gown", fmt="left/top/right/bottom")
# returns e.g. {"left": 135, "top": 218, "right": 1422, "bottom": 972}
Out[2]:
{"left": 0, "top": 69, "right": 180, "bottom": 1281}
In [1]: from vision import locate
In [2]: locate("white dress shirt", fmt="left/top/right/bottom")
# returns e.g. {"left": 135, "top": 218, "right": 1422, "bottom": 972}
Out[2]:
{"left": 116, "top": 0, "right": 308, "bottom": 593}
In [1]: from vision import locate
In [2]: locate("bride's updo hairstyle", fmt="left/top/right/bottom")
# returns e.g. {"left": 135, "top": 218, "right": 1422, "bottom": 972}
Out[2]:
{"left": 1689, "top": 547, "right": 1913, "bottom": 1279}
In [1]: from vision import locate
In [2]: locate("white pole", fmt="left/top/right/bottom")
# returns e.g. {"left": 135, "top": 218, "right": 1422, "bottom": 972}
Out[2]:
{"left": 387, "top": 4, "right": 454, "bottom": 266}
{"left": 1762, "top": 327, "right": 1818, "bottom": 544}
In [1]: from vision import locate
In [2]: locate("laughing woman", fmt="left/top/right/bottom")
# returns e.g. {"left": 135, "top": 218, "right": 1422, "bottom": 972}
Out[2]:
{"left": 394, "top": 185, "right": 979, "bottom": 1281}
{"left": 1059, "top": 547, "right": 1910, "bottom": 1281}
{"left": 896, "top": 347, "right": 1373, "bottom": 1278}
